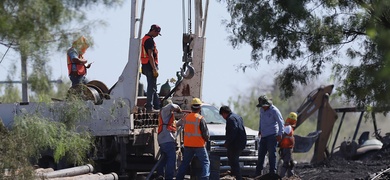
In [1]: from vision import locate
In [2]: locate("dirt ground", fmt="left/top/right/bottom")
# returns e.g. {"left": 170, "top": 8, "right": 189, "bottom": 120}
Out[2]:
{"left": 291, "top": 135, "right": 390, "bottom": 180}
{"left": 219, "top": 137, "right": 390, "bottom": 180}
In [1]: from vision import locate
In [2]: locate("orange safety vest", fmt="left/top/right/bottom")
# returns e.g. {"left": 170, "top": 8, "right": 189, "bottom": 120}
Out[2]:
{"left": 183, "top": 113, "right": 206, "bottom": 147}
{"left": 140, "top": 35, "right": 158, "bottom": 65}
{"left": 280, "top": 126, "right": 295, "bottom": 149}
{"left": 158, "top": 111, "right": 176, "bottom": 134}
{"left": 67, "top": 48, "right": 86, "bottom": 76}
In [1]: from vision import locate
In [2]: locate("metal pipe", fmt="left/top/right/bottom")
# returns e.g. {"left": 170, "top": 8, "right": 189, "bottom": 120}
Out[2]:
{"left": 97, "top": 173, "right": 119, "bottom": 180}
{"left": 0, "top": 79, "right": 63, "bottom": 84}
{"left": 371, "top": 111, "right": 382, "bottom": 140}
{"left": 182, "top": 0, "right": 186, "bottom": 33}
{"left": 138, "top": 0, "right": 146, "bottom": 39}
{"left": 42, "top": 164, "right": 94, "bottom": 178}
{"left": 352, "top": 111, "right": 364, "bottom": 141}
{"left": 331, "top": 112, "right": 346, "bottom": 155}
{"left": 47, "top": 172, "right": 118, "bottom": 180}
{"left": 202, "top": 0, "right": 209, "bottom": 37}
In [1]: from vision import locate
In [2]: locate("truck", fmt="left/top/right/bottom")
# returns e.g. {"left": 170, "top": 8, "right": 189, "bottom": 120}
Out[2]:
{"left": 0, "top": 0, "right": 259, "bottom": 178}
{"left": 293, "top": 84, "right": 389, "bottom": 163}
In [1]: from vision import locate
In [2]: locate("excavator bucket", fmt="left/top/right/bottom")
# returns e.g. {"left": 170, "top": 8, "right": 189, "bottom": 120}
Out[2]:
{"left": 293, "top": 130, "right": 322, "bottom": 153}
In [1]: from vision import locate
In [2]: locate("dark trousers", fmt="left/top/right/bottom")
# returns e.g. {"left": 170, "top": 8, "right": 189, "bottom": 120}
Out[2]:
{"left": 256, "top": 134, "right": 278, "bottom": 174}
{"left": 227, "top": 148, "right": 243, "bottom": 180}
{"left": 142, "top": 65, "right": 160, "bottom": 110}
{"left": 69, "top": 75, "right": 86, "bottom": 87}
{"left": 280, "top": 148, "right": 294, "bottom": 177}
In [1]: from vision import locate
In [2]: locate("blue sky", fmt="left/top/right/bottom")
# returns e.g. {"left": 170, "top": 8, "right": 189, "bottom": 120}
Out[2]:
{"left": 0, "top": 0, "right": 281, "bottom": 106}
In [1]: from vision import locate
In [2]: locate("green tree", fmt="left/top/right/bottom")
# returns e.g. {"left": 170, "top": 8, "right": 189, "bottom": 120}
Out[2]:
{"left": 228, "top": 80, "right": 346, "bottom": 161}
{"left": 0, "top": 99, "right": 93, "bottom": 179}
{"left": 220, "top": 0, "right": 390, "bottom": 109}
{"left": 0, "top": 0, "right": 123, "bottom": 101}
{"left": 0, "top": 65, "right": 22, "bottom": 102}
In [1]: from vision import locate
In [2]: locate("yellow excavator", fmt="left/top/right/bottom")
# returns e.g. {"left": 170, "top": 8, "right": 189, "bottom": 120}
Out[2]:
{"left": 293, "top": 84, "right": 386, "bottom": 163}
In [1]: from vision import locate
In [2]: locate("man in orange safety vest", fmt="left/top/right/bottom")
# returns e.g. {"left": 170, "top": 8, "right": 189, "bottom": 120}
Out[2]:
{"left": 176, "top": 98, "right": 210, "bottom": 180}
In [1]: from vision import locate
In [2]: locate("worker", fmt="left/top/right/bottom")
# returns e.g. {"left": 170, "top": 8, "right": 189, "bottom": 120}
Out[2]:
{"left": 141, "top": 24, "right": 161, "bottom": 113}
{"left": 252, "top": 95, "right": 284, "bottom": 178}
{"left": 155, "top": 98, "right": 182, "bottom": 180}
{"left": 279, "top": 112, "right": 297, "bottom": 178}
{"left": 219, "top": 105, "right": 247, "bottom": 180}
{"left": 176, "top": 98, "right": 210, "bottom": 180}
{"left": 67, "top": 36, "right": 92, "bottom": 87}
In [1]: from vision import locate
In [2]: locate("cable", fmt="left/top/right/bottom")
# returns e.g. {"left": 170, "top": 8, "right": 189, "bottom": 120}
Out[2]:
{"left": 188, "top": 0, "right": 192, "bottom": 34}
{"left": 0, "top": 42, "right": 13, "bottom": 64}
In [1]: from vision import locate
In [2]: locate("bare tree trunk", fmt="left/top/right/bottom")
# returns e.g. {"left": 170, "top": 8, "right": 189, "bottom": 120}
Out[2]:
{"left": 21, "top": 52, "right": 28, "bottom": 102}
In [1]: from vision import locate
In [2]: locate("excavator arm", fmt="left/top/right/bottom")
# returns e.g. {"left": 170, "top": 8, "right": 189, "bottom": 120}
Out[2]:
{"left": 295, "top": 85, "right": 338, "bottom": 163}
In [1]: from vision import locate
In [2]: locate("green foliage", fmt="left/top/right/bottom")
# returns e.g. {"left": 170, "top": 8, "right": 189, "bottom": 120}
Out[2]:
{"left": 0, "top": 84, "right": 21, "bottom": 102}
{"left": 220, "top": 0, "right": 390, "bottom": 109}
{"left": 51, "top": 99, "right": 91, "bottom": 130}
{"left": 0, "top": 0, "right": 122, "bottom": 178}
{"left": 0, "top": 0, "right": 123, "bottom": 101}
{"left": 227, "top": 91, "right": 263, "bottom": 130}
{"left": 228, "top": 79, "right": 370, "bottom": 162}
{"left": 11, "top": 114, "right": 92, "bottom": 164}
{"left": 0, "top": 76, "right": 72, "bottom": 103}
{"left": 0, "top": 98, "right": 93, "bottom": 179}
{"left": 0, "top": 66, "right": 22, "bottom": 102}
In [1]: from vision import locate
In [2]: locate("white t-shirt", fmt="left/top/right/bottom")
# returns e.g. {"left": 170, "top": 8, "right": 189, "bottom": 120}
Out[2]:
{"left": 283, "top": 125, "right": 292, "bottom": 135}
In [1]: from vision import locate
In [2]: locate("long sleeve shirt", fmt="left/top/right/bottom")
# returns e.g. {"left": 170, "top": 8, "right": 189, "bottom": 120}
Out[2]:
{"left": 225, "top": 112, "right": 247, "bottom": 150}
{"left": 258, "top": 105, "right": 284, "bottom": 137}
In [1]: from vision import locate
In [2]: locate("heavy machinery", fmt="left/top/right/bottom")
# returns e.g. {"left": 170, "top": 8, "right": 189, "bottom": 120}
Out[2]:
{"left": 294, "top": 84, "right": 386, "bottom": 163}
{"left": 0, "top": 0, "right": 259, "bottom": 178}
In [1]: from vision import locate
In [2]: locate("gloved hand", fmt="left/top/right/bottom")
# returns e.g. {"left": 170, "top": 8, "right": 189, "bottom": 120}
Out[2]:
{"left": 86, "top": 62, "right": 92, "bottom": 68}
{"left": 153, "top": 69, "right": 159, "bottom": 78}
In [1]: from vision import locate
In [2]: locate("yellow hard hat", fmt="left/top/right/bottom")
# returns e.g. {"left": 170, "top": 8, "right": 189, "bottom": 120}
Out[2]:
{"left": 288, "top": 112, "right": 297, "bottom": 120}
{"left": 191, "top": 98, "right": 202, "bottom": 109}
{"left": 285, "top": 112, "right": 297, "bottom": 126}
{"left": 191, "top": 98, "right": 202, "bottom": 105}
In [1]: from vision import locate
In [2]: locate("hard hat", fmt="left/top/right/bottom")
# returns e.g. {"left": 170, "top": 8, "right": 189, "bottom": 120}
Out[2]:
{"left": 191, "top": 98, "right": 202, "bottom": 109}
{"left": 72, "top": 36, "right": 89, "bottom": 54}
{"left": 285, "top": 112, "right": 297, "bottom": 126}
{"left": 288, "top": 112, "right": 297, "bottom": 120}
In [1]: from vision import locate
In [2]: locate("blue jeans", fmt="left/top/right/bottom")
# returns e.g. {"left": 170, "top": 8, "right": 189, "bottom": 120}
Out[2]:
{"left": 142, "top": 67, "right": 160, "bottom": 110}
{"left": 176, "top": 147, "right": 210, "bottom": 180}
{"left": 69, "top": 75, "right": 86, "bottom": 87}
{"left": 256, "top": 134, "right": 278, "bottom": 174}
{"left": 156, "top": 142, "right": 176, "bottom": 179}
